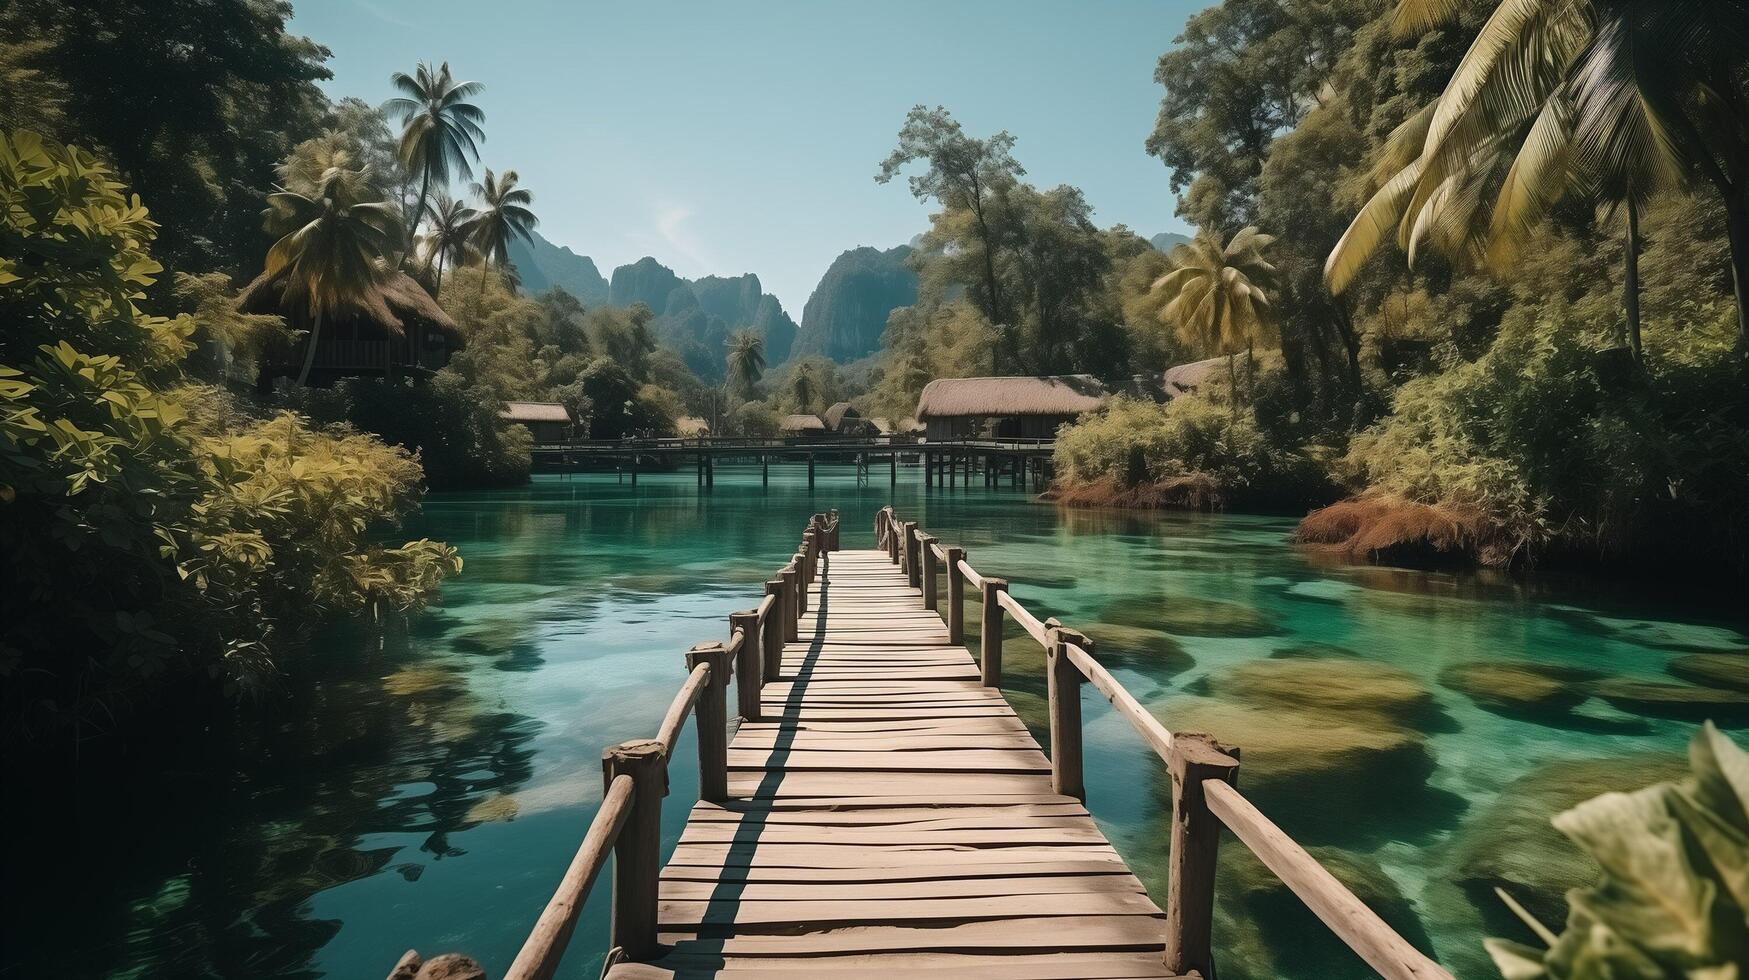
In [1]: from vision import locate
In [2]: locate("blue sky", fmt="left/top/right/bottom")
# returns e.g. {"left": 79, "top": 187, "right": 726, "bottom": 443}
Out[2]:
{"left": 289, "top": 0, "right": 1204, "bottom": 313}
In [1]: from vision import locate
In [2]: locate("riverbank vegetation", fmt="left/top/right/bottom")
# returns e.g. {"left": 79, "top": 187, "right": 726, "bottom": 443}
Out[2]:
{"left": 1028, "top": 0, "right": 1749, "bottom": 575}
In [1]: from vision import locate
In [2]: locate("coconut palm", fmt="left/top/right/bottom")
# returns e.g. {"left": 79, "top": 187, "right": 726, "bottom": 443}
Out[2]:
{"left": 463, "top": 167, "right": 538, "bottom": 294}
{"left": 261, "top": 164, "right": 399, "bottom": 385}
{"left": 790, "top": 364, "right": 819, "bottom": 414}
{"left": 1152, "top": 227, "right": 1278, "bottom": 406}
{"left": 1325, "top": 1, "right": 1749, "bottom": 345}
{"left": 420, "top": 192, "right": 476, "bottom": 292}
{"left": 726, "top": 330, "right": 766, "bottom": 399}
{"left": 384, "top": 61, "right": 485, "bottom": 257}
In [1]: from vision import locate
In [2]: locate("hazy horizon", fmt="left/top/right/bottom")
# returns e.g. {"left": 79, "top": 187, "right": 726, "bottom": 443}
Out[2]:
{"left": 289, "top": 0, "right": 1202, "bottom": 313}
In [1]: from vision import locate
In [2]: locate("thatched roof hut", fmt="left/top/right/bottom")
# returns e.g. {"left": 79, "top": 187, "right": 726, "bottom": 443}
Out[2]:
{"left": 780, "top": 413, "right": 829, "bottom": 440}
{"left": 915, "top": 375, "right": 1109, "bottom": 440}
{"left": 499, "top": 401, "right": 573, "bottom": 443}
{"left": 237, "top": 269, "right": 464, "bottom": 386}
{"left": 823, "top": 401, "right": 878, "bottom": 437}
{"left": 676, "top": 416, "right": 711, "bottom": 438}
{"left": 1163, "top": 356, "right": 1227, "bottom": 399}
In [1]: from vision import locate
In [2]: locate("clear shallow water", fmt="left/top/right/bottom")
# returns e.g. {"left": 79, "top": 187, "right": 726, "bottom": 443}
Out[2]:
{"left": 7, "top": 464, "right": 1747, "bottom": 979}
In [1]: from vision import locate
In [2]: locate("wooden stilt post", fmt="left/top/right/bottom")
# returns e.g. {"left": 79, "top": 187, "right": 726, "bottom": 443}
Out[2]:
{"left": 1164, "top": 734, "right": 1241, "bottom": 979}
{"left": 729, "top": 611, "right": 761, "bottom": 722}
{"left": 919, "top": 533, "right": 938, "bottom": 610}
{"left": 946, "top": 546, "right": 966, "bottom": 644}
{"left": 903, "top": 522, "right": 921, "bottom": 590}
{"left": 889, "top": 451, "right": 896, "bottom": 487}
{"left": 686, "top": 643, "right": 730, "bottom": 803}
{"left": 807, "top": 453, "right": 815, "bottom": 490}
{"left": 763, "top": 580, "right": 785, "bottom": 680}
{"left": 780, "top": 564, "right": 799, "bottom": 642}
{"left": 980, "top": 577, "right": 1007, "bottom": 687}
{"left": 761, "top": 454, "right": 768, "bottom": 487}
{"left": 1044, "top": 621, "right": 1089, "bottom": 801}
{"left": 602, "top": 740, "right": 665, "bottom": 960}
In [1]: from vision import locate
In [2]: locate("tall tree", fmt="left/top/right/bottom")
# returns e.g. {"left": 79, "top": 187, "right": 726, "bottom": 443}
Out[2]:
{"left": 463, "top": 168, "right": 537, "bottom": 288}
{"left": 261, "top": 163, "right": 399, "bottom": 385}
{"left": 725, "top": 329, "right": 767, "bottom": 399}
{"left": 421, "top": 192, "right": 476, "bottom": 292}
{"left": 1326, "top": 0, "right": 1749, "bottom": 345}
{"left": 0, "top": 0, "right": 332, "bottom": 275}
{"left": 877, "top": 106, "right": 1025, "bottom": 365}
{"left": 385, "top": 61, "right": 485, "bottom": 260}
{"left": 790, "top": 364, "right": 819, "bottom": 413}
{"left": 1152, "top": 227, "right": 1279, "bottom": 407}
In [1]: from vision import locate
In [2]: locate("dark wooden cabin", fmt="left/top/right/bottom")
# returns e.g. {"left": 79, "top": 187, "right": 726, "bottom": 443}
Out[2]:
{"left": 238, "top": 270, "right": 465, "bottom": 388}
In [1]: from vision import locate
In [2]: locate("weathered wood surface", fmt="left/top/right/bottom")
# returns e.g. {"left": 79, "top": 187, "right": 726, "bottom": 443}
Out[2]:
{"left": 605, "top": 550, "right": 1181, "bottom": 978}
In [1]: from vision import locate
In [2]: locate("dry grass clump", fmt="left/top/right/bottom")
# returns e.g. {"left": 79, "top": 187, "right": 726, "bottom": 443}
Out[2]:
{"left": 1296, "top": 494, "right": 1517, "bottom": 567}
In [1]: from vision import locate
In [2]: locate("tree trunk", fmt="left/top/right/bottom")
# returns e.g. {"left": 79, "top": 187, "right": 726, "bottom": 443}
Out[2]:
{"left": 405, "top": 169, "right": 432, "bottom": 266}
{"left": 294, "top": 312, "right": 324, "bottom": 387}
{"left": 435, "top": 249, "right": 446, "bottom": 293}
{"left": 1727, "top": 191, "right": 1749, "bottom": 349}
{"left": 1624, "top": 194, "right": 1642, "bottom": 363}
{"left": 1226, "top": 352, "right": 1238, "bottom": 420}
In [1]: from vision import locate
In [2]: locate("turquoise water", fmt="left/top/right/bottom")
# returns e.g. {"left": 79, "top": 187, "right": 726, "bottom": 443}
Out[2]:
{"left": 7, "top": 464, "right": 1746, "bottom": 979}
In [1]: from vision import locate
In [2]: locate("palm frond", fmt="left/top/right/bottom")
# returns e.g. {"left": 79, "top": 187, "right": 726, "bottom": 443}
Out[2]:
{"left": 1326, "top": 156, "right": 1426, "bottom": 294}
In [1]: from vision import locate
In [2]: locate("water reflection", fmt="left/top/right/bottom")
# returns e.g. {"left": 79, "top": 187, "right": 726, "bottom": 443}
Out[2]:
{"left": 7, "top": 467, "right": 1747, "bottom": 979}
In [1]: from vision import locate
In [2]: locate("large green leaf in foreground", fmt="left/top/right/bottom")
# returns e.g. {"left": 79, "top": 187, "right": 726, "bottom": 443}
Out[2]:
{"left": 1487, "top": 723, "right": 1749, "bottom": 978}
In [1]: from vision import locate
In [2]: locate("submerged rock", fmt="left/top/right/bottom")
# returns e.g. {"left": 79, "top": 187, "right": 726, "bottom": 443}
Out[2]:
{"left": 1585, "top": 677, "right": 1749, "bottom": 721}
{"left": 1449, "top": 754, "right": 1686, "bottom": 930}
{"left": 1203, "top": 658, "right": 1433, "bottom": 724}
{"left": 1269, "top": 641, "right": 1362, "bottom": 659}
{"left": 464, "top": 793, "right": 520, "bottom": 824}
{"left": 1216, "top": 845, "right": 1437, "bottom": 980}
{"left": 1104, "top": 594, "right": 1280, "bottom": 638}
{"left": 1159, "top": 697, "right": 1434, "bottom": 807}
{"left": 1083, "top": 623, "right": 1194, "bottom": 677}
{"left": 1667, "top": 653, "right": 1749, "bottom": 691}
{"left": 1438, "top": 661, "right": 1601, "bottom": 717}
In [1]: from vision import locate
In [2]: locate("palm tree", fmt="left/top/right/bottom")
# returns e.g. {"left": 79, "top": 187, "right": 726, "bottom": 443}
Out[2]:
{"left": 1325, "top": 1, "right": 1749, "bottom": 346}
{"left": 790, "top": 364, "right": 819, "bottom": 414}
{"left": 726, "top": 330, "right": 766, "bottom": 399}
{"left": 463, "top": 167, "right": 537, "bottom": 297}
{"left": 1152, "top": 227, "right": 1278, "bottom": 407}
{"left": 261, "top": 164, "right": 399, "bottom": 385}
{"left": 421, "top": 192, "right": 476, "bottom": 292}
{"left": 384, "top": 61, "right": 485, "bottom": 258}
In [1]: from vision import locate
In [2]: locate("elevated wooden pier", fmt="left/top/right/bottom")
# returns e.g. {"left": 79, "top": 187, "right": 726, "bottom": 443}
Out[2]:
{"left": 398, "top": 509, "right": 1453, "bottom": 980}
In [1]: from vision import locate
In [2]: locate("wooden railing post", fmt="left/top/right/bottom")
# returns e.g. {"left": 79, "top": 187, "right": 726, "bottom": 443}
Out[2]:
{"left": 685, "top": 644, "right": 730, "bottom": 803}
{"left": 794, "top": 548, "right": 810, "bottom": 614}
{"left": 601, "top": 739, "right": 666, "bottom": 960}
{"left": 1045, "top": 621, "right": 1089, "bottom": 801}
{"left": 828, "top": 509, "right": 840, "bottom": 550}
{"left": 780, "top": 564, "right": 800, "bottom": 642}
{"left": 919, "top": 534, "right": 938, "bottom": 610}
{"left": 887, "top": 513, "right": 901, "bottom": 562}
{"left": 729, "top": 611, "right": 761, "bottom": 722}
{"left": 1165, "top": 733, "right": 1241, "bottom": 979}
{"left": 763, "top": 580, "right": 785, "bottom": 679}
{"left": 946, "top": 546, "right": 966, "bottom": 644}
{"left": 903, "top": 522, "right": 921, "bottom": 590}
{"left": 803, "top": 529, "right": 817, "bottom": 586}
{"left": 980, "top": 577, "right": 1007, "bottom": 687}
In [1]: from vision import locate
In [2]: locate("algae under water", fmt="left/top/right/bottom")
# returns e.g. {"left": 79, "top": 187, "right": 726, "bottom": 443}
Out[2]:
{"left": 6, "top": 465, "right": 1746, "bottom": 979}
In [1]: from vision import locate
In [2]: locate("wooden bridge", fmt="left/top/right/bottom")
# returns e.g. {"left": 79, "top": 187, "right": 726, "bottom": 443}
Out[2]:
{"left": 394, "top": 508, "right": 1452, "bottom": 980}
{"left": 529, "top": 437, "right": 1054, "bottom": 491}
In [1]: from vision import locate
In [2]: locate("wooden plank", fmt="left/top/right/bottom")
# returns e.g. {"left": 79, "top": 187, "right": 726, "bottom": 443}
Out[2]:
{"left": 622, "top": 544, "right": 1171, "bottom": 978}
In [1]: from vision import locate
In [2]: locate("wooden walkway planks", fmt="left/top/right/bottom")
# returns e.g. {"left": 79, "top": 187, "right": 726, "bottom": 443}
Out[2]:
{"left": 606, "top": 550, "right": 1181, "bottom": 979}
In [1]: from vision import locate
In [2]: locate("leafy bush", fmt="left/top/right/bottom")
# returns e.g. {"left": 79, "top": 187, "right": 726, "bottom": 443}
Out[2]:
{"left": 287, "top": 371, "right": 532, "bottom": 489}
{"left": 1052, "top": 394, "right": 1332, "bottom": 511}
{"left": 0, "top": 131, "right": 458, "bottom": 739}
{"left": 1339, "top": 302, "right": 1749, "bottom": 567}
{"left": 1487, "top": 723, "right": 1749, "bottom": 978}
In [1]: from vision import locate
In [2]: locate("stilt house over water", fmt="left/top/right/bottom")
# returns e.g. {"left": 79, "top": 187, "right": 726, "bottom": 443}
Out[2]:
{"left": 916, "top": 374, "right": 1110, "bottom": 441}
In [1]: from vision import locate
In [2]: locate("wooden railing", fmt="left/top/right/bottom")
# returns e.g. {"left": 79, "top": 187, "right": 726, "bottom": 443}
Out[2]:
{"left": 873, "top": 506, "right": 1454, "bottom": 980}
{"left": 456, "top": 509, "right": 843, "bottom": 980}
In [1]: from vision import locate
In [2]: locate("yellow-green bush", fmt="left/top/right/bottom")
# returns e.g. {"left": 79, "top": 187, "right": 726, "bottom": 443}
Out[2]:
{"left": 1053, "top": 393, "right": 1333, "bottom": 511}
{"left": 0, "top": 131, "right": 458, "bottom": 739}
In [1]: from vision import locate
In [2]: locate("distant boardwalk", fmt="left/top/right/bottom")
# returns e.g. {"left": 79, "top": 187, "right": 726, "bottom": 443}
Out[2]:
{"left": 395, "top": 509, "right": 1451, "bottom": 980}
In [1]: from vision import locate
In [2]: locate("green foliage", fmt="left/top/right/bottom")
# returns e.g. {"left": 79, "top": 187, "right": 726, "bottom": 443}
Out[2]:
{"left": 0, "top": 131, "right": 456, "bottom": 738}
{"left": 289, "top": 373, "right": 532, "bottom": 489}
{"left": 731, "top": 400, "right": 781, "bottom": 439}
{"left": 1486, "top": 723, "right": 1749, "bottom": 978}
{"left": 1342, "top": 302, "right": 1749, "bottom": 566}
{"left": 1054, "top": 393, "right": 1330, "bottom": 510}
{"left": 0, "top": 0, "right": 332, "bottom": 275}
